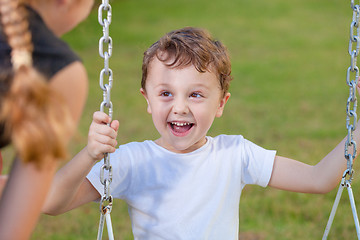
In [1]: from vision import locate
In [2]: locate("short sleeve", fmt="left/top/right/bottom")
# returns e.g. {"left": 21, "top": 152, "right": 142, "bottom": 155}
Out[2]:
{"left": 241, "top": 138, "right": 276, "bottom": 187}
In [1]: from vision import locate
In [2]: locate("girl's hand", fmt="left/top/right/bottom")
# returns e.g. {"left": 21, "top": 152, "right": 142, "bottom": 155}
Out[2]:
{"left": 86, "top": 111, "right": 119, "bottom": 162}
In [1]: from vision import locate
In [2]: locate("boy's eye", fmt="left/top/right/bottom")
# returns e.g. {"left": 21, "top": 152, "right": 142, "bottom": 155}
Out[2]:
{"left": 190, "top": 92, "right": 202, "bottom": 98}
{"left": 161, "top": 91, "right": 172, "bottom": 97}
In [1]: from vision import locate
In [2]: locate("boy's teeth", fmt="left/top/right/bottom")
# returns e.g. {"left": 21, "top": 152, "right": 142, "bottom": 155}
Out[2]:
{"left": 172, "top": 122, "right": 189, "bottom": 126}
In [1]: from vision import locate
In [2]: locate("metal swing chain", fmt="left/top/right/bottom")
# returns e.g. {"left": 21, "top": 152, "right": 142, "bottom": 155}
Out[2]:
{"left": 345, "top": 0, "right": 360, "bottom": 182}
{"left": 97, "top": 1, "right": 114, "bottom": 240}
{"left": 323, "top": 1, "right": 360, "bottom": 239}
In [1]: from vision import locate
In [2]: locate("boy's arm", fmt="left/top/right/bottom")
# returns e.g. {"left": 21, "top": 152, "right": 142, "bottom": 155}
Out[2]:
{"left": 268, "top": 80, "right": 360, "bottom": 194}
{"left": 268, "top": 119, "right": 359, "bottom": 194}
{"left": 42, "top": 112, "right": 119, "bottom": 215}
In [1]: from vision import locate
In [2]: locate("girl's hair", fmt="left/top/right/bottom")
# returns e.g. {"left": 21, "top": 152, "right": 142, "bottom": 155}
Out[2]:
{"left": 0, "top": 0, "right": 73, "bottom": 167}
{"left": 142, "top": 27, "right": 233, "bottom": 97}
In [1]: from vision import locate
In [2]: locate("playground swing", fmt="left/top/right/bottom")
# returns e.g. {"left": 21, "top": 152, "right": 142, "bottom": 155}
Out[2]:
{"left": 322, "top": 1, "right": 360, "bottom": 239}
{"left": 93, "top": 1, "right": 360, "bottom": 239}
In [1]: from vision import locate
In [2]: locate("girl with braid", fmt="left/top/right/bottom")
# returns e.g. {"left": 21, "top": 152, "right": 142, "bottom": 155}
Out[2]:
{"left": 0, "top": 0, "right": 94, "bottom": 239}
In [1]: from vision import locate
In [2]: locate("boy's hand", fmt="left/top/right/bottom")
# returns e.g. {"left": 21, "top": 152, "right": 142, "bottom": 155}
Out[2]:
{"left": 86, "top": 111, "right": 119, "bottom": 162}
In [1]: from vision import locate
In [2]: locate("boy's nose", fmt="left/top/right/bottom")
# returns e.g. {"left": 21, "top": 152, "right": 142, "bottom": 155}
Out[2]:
{"left": 172, "top": 98, "right": 189, "bottom": 115}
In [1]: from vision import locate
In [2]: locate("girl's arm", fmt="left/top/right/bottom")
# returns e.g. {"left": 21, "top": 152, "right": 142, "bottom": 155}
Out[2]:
{"left": 0, "top": 158, "right": 57, "bottom": 240}
{"left": 0, "top": 175, "right": 7, "bottom": 199}
{"left": 42, "top": 112, "right": 119, "bottom": 215}
{"left": 0, "top": 151, "right": 4, "bottom": 199}
{"left": 49, "top": 61, "right": 88, "bottom": 126}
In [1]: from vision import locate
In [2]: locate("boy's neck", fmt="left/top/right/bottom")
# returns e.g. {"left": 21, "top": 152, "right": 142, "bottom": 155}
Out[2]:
{"left": 154, "top": 137, "right": 208, "bottom": 154}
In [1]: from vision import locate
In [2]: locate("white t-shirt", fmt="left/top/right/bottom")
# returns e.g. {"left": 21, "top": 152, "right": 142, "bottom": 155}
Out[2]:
{"left": 87, "top": 134, "right": 276, "bottom": 240}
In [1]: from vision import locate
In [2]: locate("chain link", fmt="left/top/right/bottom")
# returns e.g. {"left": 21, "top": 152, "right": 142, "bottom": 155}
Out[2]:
{"left": 323, "top": 3, "right": 360, "bottom": 238}
{"left": 97, "top": 1, "right": 114, "bottom": 239}
{"left": 345, "top": 0, "right": 360, "bottom": 180}
{"left": 98, "top": 1, "right": 113, "bottom": 201}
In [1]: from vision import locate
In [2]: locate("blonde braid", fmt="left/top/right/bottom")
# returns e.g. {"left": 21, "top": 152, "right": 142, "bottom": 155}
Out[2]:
{"left": 0, "top": 0, "right": 73, "bottom": 167}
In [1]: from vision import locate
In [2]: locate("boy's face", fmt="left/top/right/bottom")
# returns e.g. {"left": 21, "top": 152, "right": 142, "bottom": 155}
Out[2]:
{"left": 141, "top": 57, "right": 230, "bottom": 153}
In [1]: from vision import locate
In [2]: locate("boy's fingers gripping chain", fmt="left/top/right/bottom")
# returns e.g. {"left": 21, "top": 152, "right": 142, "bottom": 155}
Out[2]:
{"left": 93, "top": 111, "right": 111, "bottom": 124}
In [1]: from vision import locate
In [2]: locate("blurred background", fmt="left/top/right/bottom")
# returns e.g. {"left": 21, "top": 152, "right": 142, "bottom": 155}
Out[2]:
{"left": 2, "top": 0, "right": 358, "bottom": 239}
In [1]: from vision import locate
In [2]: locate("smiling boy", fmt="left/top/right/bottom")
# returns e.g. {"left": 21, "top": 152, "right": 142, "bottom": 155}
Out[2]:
{"left": 42, "top": 27, "right": 360, "bottom": 239}
{"left": 140, "top": 59, "right": 230, "bottom": 153}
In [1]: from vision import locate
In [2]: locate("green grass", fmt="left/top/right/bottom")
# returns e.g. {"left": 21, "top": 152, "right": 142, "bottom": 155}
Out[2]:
{"left": 2, "top": 0, "right": 360, "bottom": 239}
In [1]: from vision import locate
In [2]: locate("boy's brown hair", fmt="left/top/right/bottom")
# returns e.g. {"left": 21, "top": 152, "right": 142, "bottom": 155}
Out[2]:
{"left": 141, "top": 27, "right": 233, "bottom": 97}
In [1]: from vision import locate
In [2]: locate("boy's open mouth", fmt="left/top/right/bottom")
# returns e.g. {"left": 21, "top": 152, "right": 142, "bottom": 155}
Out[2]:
{"left": 169, "top": 122, "right": 194, "bottom": 135}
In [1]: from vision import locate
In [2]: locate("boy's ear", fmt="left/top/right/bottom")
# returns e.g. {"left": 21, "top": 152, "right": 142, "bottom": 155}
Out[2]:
{"left": 140, "top": 88, "right": 152, "bottom": 114}
{"left": 216, "top": 92, "right": 231, "bottom": 118}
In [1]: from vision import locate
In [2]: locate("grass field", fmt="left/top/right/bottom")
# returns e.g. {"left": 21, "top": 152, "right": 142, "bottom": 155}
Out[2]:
{"left": 2, "top": 0, "right": 360, "bottom": 239}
